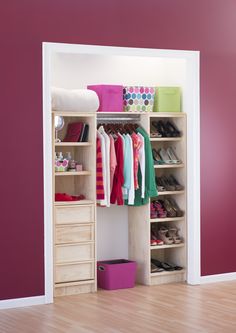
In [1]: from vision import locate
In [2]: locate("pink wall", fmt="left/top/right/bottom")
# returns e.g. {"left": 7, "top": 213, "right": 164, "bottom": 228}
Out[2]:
{"left": 1, "top": 0, "right": 236, "bottom": 300}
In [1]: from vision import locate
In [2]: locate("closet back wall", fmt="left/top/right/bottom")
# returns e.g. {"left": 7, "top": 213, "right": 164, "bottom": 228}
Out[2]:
{"left": 1, "top": 0, "right": 236, "bottom": 300}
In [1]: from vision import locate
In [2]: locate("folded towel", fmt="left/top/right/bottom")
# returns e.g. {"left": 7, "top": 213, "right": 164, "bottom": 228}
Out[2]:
{"left": 51, "top": 87, "right": 99, "bottom": 112}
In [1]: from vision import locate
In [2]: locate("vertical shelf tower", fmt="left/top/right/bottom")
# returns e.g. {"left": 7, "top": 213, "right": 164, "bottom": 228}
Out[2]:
{"left": 52, "top": 111, "right": 97, "bottom": 296}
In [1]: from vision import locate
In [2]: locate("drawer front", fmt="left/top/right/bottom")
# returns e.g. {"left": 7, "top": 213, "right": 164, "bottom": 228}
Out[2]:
{"left": 55, "top": 225, "right": 94, "bottom": 244}
{"left": 55, "top": 205, "right": 94, "bottom": 225}
{"left": 55, "top": 243, "right": 94, "bottom": 263}
{"left": 55, "top": 262, "right": 94, "bottom": 283}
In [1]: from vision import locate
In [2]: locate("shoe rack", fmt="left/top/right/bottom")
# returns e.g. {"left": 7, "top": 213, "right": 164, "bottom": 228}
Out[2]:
{"left": 52, "top": 111, "right": 97, "bottom": 297}
{"left": 128, "top": 112, "right": 187, "bottom": 286}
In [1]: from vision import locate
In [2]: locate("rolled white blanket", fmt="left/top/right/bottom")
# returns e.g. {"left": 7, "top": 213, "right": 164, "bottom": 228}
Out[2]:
{"left": 51, "top": 87, "right": 100, "bottom": 112}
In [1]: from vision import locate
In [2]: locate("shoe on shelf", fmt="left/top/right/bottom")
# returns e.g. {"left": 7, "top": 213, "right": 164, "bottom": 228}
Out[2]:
{"left": 168, "top": 198, "right": 184, "bottom": 217}
{"left": 161, "top": 176, "right": 176, "bottom": 191}
{"left": 158, "top": 226, "right": 174, "bottom": 245}
{"left": 168, "top": 175, "right": 184, "bottom": 191}
{"left": 158, "top": 148, "right": 175, "bottom": 164}
{"left": 150, "top": 202, "right": 158, "bottom": 219}
{"left": 152, "top": 120, "right": 169, "bottom": 137}
{"left": 151, "top": 262, "right": 164, "bottom": 273}
{"left": 153, "top": 200, "right": 167, "bottom": 218}
{"left": 155, "top": 176, "right": 166, "bottom": 192}
{"left": 152, "top": 148, "right": 165, "bottom": 165}
{"left": 151, "top": 258, "right": 175, "bottom": 271}
{"left": 165, "top": 262, "right": 183, "bottom": 270}
{"left": 167, "top": 226, "right": 183, "bottom": 244}
{"left": 165, "top": 121, "right": 181, "bottom": 137}
{"left": 151, "top": 226, "right": 164, "bottom": 246}
{"left": 166, "top": 147, "right": 182, "bottom": 164}
{"left": 163, "top": 199, "right": 177, "bottom": 217}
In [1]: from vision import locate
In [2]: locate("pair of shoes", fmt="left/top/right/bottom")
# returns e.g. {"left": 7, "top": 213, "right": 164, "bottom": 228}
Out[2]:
{"left": 159, "top": 147, "right": 182, "bottom": 164}
{"left": 151, "top": 262, "right": 164, "bottom": 273}
{"left": 150, "top": 200, "right": 167, "bottom": 218}
{"left": 151, "top": 258, "right": 183, "bottom": 272}
{"left": 156, "top": 175, "right": 184, "bottom": 192}
{"left": 157, "top": 225, "right": 183, "bottom": 244}
{"left": 163, "top": 198, "right": 184, "bottom": 217}
{"left": 151, "top": 120, "right": 181, "bottom": 137}
{"left": 151, "top": 225, "right": 164, "bottom": 246}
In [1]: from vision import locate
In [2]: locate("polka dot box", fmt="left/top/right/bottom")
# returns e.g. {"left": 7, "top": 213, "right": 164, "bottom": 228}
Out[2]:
{"left": 123, "top": 86, "right": 155, "bottom": 112}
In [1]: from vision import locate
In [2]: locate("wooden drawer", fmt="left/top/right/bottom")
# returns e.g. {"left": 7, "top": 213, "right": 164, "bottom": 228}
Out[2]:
{"left": 55, "top": 205, "right": 94, "bottom": 225}
{"left": 55, "top": 224, "right": 94, "bottom": 244}
{"left": 55, "top": 262, "right": 94, "bottom": 283}
{"left": 55, "top": 243, "right": 94, "bottom": 263}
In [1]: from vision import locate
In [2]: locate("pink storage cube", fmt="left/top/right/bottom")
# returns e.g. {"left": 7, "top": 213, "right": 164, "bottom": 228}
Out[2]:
{"left": 97, "top": 259, "right": 137, "bottom": 290}
{"left": 87, "top": 85, "right": 123, "bottom": 112}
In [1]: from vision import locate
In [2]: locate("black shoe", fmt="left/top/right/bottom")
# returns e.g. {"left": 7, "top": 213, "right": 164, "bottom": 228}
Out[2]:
{"left": 165, "top": 121, "right": 181, "bottom": 137}
{"left": 168, "top": 175, "right": 184, "bottom": 191}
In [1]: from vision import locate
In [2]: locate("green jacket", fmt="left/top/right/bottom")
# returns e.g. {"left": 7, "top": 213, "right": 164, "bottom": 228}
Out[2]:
{"left": 126, "top": 127, "right": 157, "bottom": 206}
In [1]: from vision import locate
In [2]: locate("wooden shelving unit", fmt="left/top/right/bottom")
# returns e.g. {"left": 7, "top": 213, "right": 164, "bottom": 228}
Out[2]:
{"left": 52, "top": 112, "right": 96, "bottom": 297}
{"left": 149, "top": 113, "right": 187, "bottom": 285}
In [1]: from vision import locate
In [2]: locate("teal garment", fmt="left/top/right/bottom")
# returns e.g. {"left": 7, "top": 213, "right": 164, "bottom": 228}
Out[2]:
{"left": 123, "top": 134, "right": 132, "bottom": 200}
{"left": 126, "top": 127, "right": 158, "bottom": 206}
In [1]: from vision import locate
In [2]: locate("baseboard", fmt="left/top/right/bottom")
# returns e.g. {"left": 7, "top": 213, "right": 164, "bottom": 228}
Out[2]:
{"left": 200, "top": 272, "right": 236, "bottom": 284}
{"left": 0, "top": 295, "right": 46, "bottom": 310}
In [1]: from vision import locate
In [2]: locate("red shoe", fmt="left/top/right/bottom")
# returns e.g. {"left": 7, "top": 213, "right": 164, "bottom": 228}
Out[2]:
{"left": 55, "top": 193, "right": 73, "bottom": 201}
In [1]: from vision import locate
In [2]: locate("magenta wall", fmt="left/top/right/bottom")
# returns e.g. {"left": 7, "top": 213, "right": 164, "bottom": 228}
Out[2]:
{"left": 1, "top": 0, "right": 236, "bottom": 300}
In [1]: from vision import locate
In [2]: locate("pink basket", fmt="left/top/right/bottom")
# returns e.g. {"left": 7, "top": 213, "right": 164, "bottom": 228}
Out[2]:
{"left": 97, "top": 259, "right": 137, "bottom": 290}
{"left": 87, "top": 84, "right": 123, "bottom": 112}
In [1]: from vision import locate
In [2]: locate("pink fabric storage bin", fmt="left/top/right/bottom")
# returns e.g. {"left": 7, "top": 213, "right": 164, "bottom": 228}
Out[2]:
{"left": 97, "top": 259, "right": 137, "bottom": 290}
{"left": 87, "top": 85, "right": 123, "bottom": 112}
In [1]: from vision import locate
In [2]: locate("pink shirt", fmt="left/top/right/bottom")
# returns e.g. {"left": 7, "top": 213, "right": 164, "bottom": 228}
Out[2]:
{"left": 109, "top": 134, "right": 117, "bottom": 191}
{"left": 131, "top": 132, "right": 143, "bottom": 190}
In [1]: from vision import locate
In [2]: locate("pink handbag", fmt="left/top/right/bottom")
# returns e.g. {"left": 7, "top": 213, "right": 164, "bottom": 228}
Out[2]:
{"left": 87, "top": 84, "right": 123, "bottom": 112}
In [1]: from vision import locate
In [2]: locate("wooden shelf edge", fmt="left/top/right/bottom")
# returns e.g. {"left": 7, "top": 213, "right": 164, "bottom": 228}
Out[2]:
{"left": 153, "top": 190, "right": 185, "bottom": 196}
{"left": 55, "top": 171, "right": 91, "bottom": 176}
{"left": 150, "top": 217, "right": 184, "bottom": 223}
{"left": 154, "top": 164, "right": 184, "bottom": 169}
{"left": 150, "top": 243, "right": 185, "bottom": 250}
{"left": 54, "top": 200, "right": 94, "bottom": 206}
{"left": 56, "top": 260, "right": 95, "bottom": 266}
{"left": 55, "top": 142, "right": 92, "bottom": 146}
{"left": 150, "top": 269, "right": 186, "bottom": 277}
{"left": 150, "top": 137, "right": 182, "bottom": 142}
{"left": 52, "top": 111, "right": 96, "bottom": 117}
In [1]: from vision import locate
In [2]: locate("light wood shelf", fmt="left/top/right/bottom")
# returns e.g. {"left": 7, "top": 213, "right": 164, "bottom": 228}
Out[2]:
{"left": 54, "top": 200, "right": 94, "bottom": 206}
{"left": 150, "top": 137, "right": 182, "bottom": 142}
{"left": 55, "top": 280, "right": 95, "bottom": 288}
{"left": 153, "top": 190, "right": 185, "bottom": 196}
{"left": 55, "top": 142, "right": 92, "bottom": 147}
{"left": 55, "top": 171, "right": 91, "bottom": 176}
{"left": 150, "top": 269, "right": 186, "bottom": 277}
{"left": 150, "top": 243, "right": 184, "bottom": 250}
{"left": 154, "top": 164, "right": 184, "bottom": 169}
{"left": 150, "top": 217, "right": 184, "bottom": 223}
{"left": 149, "top": 112, "right": 185, "bottom": 118}
{"left": 52, "top": 111, "right": 96, "bottom": 117}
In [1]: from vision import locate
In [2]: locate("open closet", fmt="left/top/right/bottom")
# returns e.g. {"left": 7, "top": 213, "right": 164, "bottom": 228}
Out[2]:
{"left": 43, "top": 43, "right": 200, "bottom": 298}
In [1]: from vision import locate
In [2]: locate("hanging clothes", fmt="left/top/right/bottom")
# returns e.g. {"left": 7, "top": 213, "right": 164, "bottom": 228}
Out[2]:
{"left": 137, "top": 132, "right": 145, "bottom": 199}
{"left": 109, "top": 134, "right": 117, "bottom": 192}
{"left": 97, "top": 130, "right": 107, "bottom": 206}
{"left": 110, "top": 135, "right": 124, "bottom": 205}
{"left": 132, "top": 127, "right": 158, "bottom": 206}
{"left": 131, "top": 132, "right": 143, "bottom": 190}
{"left": 98, "top": 126, "right": 111, "bottom": 207}
{"left": 96, "top": 136, "right": 105, "bottom": 200}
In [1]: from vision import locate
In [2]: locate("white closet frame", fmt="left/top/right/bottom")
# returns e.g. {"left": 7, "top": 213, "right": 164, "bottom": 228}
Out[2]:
{"left": 43, "top": 43, "right": 200, "bottom": 304}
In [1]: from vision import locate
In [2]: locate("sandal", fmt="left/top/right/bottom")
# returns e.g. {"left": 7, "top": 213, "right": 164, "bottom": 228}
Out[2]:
{"left": 155, "top": 177, "right": 165, "bottom": 192}
{"left": 158, "top": 226, "right": 174, "bottom": 245}
{"left": 152, "top": 149, "right": 165, "bottom": 165}
{"left": 166, "top": 147, "right": 182, "bottom": 164}
{"left": 165, "top": 121, "right": 181, "bottom": 137}
{"left": 158, "top": 148, "right": 175, "bottom": 164}
{"left": 151, "top": 259, "right": 175, "bottom": 271}
{"left": 167, "top": 226, "right": 183, "bottom": 244}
